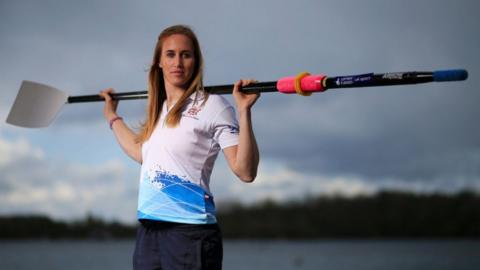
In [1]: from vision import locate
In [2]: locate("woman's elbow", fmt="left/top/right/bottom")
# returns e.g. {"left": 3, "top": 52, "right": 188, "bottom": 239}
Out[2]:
{"left": 128, "top": 152, "right": 142, "bottom": 164}
{"left": 237, "top": 171, "right": 257, "bottom": 183}
{"left": 233, "top": 161, "right": 259, "bottom": 183}
{"left": 126, "top": 145, "right": 142, "bottom": 164}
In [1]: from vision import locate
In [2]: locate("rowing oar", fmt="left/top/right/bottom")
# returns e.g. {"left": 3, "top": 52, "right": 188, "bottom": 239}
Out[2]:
{"left": 5, "top": 69, "right": 468, "bottom": 128}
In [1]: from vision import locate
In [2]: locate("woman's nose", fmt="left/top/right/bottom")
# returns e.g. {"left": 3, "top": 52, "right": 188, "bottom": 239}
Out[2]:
{"left": 174, "top": 55, "right": 183, "bottom": 67}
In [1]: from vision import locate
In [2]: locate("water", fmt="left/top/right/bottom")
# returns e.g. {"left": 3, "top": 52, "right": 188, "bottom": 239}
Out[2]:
{"left": 1, "top": 239, "right": 479, "bottom": 270}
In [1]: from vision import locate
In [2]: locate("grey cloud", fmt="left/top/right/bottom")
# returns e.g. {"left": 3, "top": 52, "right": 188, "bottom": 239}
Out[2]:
{"left": 1, "top": 0, "right": 479, "bottom": 200}
{"left": 255, "top": 81, "right": 480, "bottom": 185}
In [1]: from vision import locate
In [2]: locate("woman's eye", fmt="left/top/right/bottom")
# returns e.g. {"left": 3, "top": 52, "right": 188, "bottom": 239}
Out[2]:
{"left": 183, "top": 52, "right": 192, "bottom": 58}
{"left": 166, "top": 52, "right": 175, "bottom": 58}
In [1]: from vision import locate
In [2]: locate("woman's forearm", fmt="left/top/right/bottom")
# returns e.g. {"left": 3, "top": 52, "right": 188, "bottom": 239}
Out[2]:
{"left": 234, "top": 109, "right": 259, "bottom": 182}
{"left": 110, "top": 117, "right": 142, "bottom": 163}
{"left": 99, "top": 88, "right": 141, "bottom": 163}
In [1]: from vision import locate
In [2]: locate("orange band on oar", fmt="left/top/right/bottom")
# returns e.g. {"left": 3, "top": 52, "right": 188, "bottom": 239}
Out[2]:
{"left": 294, "top": 72, "right": 312, "bottom": 96}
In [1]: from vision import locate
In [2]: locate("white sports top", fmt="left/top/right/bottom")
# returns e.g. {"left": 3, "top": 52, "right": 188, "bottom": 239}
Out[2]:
{"left": 138, "top": 92, "right": 239, "bottom": 224}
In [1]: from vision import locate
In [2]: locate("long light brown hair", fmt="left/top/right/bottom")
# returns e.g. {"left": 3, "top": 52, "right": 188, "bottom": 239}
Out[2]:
{"left": 136, "top": 25, "right": 207, "bottom": 144}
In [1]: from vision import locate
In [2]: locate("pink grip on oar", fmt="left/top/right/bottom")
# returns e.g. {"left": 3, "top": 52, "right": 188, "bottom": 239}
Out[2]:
{"left": 276, "top": 74, "right": 327, "bottom": 94}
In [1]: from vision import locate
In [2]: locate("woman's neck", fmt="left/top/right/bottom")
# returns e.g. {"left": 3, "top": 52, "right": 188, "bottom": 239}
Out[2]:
{"left": 164, "top": 82, "right": 187, "bottom": 109}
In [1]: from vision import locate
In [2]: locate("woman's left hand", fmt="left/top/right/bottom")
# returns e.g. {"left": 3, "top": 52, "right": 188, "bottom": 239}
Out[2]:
{"left": 232, "top": 79, "right": 260, "bottom": 111}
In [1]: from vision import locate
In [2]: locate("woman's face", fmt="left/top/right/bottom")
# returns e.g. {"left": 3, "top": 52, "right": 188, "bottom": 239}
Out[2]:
{"left": 159, "top": 34, "right": 196, "bottom": 89}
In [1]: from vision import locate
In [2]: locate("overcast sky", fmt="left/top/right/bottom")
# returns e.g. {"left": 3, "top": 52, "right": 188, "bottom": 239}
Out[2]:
{"left": 1, "top": 0, "right": 479, "bottom": 224}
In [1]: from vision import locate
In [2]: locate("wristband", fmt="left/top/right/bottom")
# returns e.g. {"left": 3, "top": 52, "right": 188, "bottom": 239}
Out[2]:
{"left": 109, "top": 116, "right": 123, "bottom": 130}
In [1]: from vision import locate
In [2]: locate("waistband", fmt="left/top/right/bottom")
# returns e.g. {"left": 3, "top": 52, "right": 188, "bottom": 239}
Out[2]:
{"left": 139, "top": 219, "right": 219, "bottom": 230}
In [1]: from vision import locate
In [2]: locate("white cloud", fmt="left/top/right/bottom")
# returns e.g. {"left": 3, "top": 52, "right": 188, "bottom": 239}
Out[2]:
{"left": 211, "top": 159, "right": 377, "bottom": 206}
{"left": 0, "top": 136, "right": 44, "bottom": 166}
{"left": 0, "top": 133, "right": 139, "bottom": 224}
{"left": 1, "top": 129, "right": 478, "bottom": 223}
{"left": 211, "top": 156, "right": 480, "bottom": 209}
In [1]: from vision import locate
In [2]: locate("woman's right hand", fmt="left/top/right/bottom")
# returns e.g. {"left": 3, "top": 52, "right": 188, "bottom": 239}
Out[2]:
{"left": 99, "top": 88, "right": 119, "bottom": 121}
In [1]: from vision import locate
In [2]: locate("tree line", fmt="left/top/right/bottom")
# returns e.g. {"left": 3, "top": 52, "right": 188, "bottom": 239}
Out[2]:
{"left": 1, "top": 190, "right": 479, "bottom": 239}
{"left": 219, "top": 190, "right": 480, "bottom": 239}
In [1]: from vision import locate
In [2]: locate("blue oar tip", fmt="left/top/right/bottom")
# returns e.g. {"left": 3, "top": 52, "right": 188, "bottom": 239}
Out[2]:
{"left": 433, "top": 69, "right": 468, "bottom": 82}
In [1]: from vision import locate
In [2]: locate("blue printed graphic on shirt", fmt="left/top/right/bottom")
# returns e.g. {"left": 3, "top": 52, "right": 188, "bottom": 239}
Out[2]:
{"left": 137, "top": 169, "right": 216, "bottom": 224}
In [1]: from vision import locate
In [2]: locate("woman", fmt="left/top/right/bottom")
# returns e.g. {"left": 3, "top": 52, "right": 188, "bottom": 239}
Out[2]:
{"left": 99, "top": 25, "right": 260, "bottom": 269}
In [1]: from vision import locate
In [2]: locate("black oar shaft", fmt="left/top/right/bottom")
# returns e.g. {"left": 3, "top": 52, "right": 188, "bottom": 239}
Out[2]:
{"left": 66, "top": 69, "right": 467, "bottom": 103}
{"left": 67, "top": 82, "right": 277, "bottom": 103}
{"left": 324, "top": 72, "right": 434, "bottom": 89}
{"left": 68, "top": 91, "right": 147, "bottom": 103}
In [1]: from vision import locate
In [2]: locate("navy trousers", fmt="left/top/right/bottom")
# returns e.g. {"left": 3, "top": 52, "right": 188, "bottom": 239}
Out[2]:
{"left": 133, "top": 219, "right": 223, "bottom": 270}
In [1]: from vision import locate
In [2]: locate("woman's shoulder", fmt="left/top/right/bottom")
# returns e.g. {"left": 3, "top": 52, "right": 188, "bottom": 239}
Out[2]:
{"left": 205, "top": 94, "right": 233, "bottom": 109}
{"left": 197, "top": 94, "right": 235, "bottom": 123}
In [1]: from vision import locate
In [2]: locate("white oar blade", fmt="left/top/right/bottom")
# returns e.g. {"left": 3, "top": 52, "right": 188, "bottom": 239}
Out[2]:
{"left": 6, "top": 81, "right": 68, "bottom": 128}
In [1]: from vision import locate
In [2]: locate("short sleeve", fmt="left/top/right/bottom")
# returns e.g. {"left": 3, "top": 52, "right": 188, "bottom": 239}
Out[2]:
{"left": 213, "top": 106, "right": 239, "bottom": 149}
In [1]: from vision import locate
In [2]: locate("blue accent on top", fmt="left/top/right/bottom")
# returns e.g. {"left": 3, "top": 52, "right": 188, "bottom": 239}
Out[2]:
{"left": 138, "top": 170, "right": 217, "bottom": 224}
{"left": 433, "top": 69, "right": 468, "bottom": 82}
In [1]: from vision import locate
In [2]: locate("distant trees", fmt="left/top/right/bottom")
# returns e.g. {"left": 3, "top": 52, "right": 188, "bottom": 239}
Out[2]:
{"left": 217, "top": 190, "right": 480, "bottom": 239}
{"left": 0, "top": 214, "right": 135, "bottom": 239}
{"left": 0, "top": 191, "right": 479, "bottom": 239}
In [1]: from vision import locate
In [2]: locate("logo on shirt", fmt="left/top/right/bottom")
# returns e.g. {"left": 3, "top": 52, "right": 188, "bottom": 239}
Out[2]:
{"left": 182, "top": 106, "right": 202, "bottom": 120}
